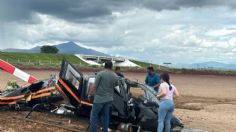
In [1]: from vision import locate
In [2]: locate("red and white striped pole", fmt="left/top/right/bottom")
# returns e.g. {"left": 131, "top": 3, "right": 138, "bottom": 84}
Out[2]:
{"left": 0, "top": 59, "right": 38, "bottom": 84}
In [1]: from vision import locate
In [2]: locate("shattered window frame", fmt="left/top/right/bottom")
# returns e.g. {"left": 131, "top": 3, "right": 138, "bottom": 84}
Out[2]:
{"left": 64, "top": 64, "right": 81, "bottom": 90}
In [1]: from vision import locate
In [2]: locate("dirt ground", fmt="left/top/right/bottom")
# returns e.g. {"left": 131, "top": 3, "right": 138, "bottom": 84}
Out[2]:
{"left": 0, "top": 70, "right": 236, "bottom": 132}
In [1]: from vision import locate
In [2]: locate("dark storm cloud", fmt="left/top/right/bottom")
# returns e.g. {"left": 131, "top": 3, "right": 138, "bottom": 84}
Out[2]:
{"left": 0, "top": 1, "right": 32, "bottom": 23}
{"left": 1, "top": 0, "right": 236, "bottom": 24}
{"left": 0, "top": 0, "right": 131, "bottom": 23}
{"left": 141, "top": 0, "right": 236, "bottom": 11}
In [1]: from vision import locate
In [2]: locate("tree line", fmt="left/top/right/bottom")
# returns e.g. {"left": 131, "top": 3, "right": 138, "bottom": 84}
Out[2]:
{"left": 40, "top": 45, "right": 59, "bottom": 54}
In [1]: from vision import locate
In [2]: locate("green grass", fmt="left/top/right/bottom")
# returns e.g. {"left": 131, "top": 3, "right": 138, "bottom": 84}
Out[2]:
{"left": 0, "top": 52, "right": 88, "bottom": 68}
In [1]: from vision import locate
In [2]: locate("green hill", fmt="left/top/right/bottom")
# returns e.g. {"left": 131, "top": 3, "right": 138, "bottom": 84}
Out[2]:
{"left": 0, "top": 52, "right": 88, "bottom": 68}
{"left": 0, "top": 52, "right": 162, "bottom": 69}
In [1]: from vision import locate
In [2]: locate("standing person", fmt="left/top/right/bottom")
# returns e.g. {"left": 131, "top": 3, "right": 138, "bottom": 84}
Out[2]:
{"left": 156, "top": 73, "right": 179, "bottom": 132}
{"left": 88, "top": 61, "right": 119, "bottom": 132}
{"left": 115, "top": 66, "right": 124, "bottom": 78}
{"left": 145, "top": 66, "right": 161, "bottom": 92}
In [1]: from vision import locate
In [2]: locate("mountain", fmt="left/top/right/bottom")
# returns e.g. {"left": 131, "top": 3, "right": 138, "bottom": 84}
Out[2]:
{"left": 54, "top": 42, "right": 107, "bottom": 56}
{"left": 180, "top": 61, "right": 236, "bottom": 70}
{"left": 3, "top": 41, "right": 108, "bottom": 56}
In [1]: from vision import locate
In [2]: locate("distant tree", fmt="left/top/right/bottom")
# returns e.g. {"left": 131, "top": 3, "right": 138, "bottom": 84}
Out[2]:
{"left": 40, "top": 45, "right": 59, "bottom": 54}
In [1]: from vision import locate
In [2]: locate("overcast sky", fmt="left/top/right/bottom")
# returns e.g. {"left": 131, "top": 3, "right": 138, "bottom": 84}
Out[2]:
{"left": 1, "top": 0, "right": 236, "bottom": 64}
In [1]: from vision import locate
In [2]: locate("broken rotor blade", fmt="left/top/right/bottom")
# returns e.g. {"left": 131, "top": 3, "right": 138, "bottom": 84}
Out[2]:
{"left": 0, "top": 59, "right": 38, "bottom": 83}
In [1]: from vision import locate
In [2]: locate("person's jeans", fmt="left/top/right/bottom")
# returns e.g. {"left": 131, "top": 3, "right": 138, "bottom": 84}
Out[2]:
{"left": 157, "top": 99, "right": 174, "bottom": 132}
{"left": 89, "top": 101, "right": 112, "bottom": 132}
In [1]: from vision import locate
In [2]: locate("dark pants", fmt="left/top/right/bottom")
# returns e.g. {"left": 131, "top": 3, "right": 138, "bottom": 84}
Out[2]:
{"left": 89, "top": 101, "right": 112, "bottom": 132}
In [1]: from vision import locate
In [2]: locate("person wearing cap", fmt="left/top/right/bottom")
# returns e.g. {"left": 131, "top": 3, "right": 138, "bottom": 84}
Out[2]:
{"left": 88, "top": 61, "right": 119, "bottom": 132}
{"left": 145, "top": 66, "right": 161, "bottom": 92}
{"left": 115, "top": 66, "right": 124, "bottom": 78}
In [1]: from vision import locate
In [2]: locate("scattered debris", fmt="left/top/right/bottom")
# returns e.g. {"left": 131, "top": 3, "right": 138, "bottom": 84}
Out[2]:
{"left": 4, "top": 80, "right": 19, "bottom": 92}
{"left": 0, "top": 60, "right": 184, "bottom": 131}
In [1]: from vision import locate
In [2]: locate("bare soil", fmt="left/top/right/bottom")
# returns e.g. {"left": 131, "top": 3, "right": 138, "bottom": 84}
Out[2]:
{"left": 0, "top": 70, "right": 236, "bottom": 132}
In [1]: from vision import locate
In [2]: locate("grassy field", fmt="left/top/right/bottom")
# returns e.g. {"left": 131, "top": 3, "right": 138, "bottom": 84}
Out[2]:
{"left": 0, "top": 52, "right": 88, "bottom": 68}
{"left": 0, "top": 52, "right": 164, "bottom": 70}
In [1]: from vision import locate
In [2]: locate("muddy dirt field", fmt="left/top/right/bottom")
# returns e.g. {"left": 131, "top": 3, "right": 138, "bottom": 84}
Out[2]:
{"left": 0, "top": 70, "right": 236, "bottom": 132}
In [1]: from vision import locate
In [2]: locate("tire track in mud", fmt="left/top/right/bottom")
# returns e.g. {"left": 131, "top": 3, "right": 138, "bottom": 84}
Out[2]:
{"left": 0, "top": 110, "right": 209, "bottom": 132}
{"left": 0, "top": 110, "right": 89, "bottom": 132}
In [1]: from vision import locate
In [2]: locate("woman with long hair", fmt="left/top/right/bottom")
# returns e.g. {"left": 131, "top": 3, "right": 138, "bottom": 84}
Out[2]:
{"left": 156, "top": 73, "right": 179, "bottom": 132}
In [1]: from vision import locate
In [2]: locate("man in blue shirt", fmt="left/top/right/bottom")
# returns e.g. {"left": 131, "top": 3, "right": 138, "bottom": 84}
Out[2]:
{"left": 145, "top": 66, "right": 161, "bottom": 92}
